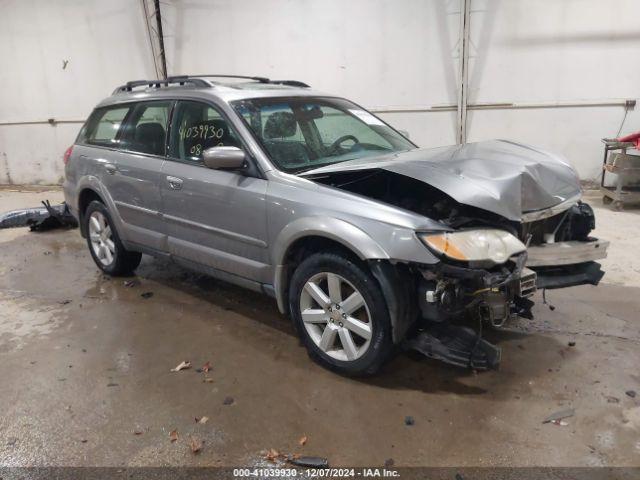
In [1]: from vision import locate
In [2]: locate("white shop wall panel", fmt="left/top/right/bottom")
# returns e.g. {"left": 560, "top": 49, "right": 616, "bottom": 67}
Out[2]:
{"left": 467, "top": 0, "right": 640, "bottom": 104}
{"left": 465, "top": 0, "right": 640, "bottom": 178}
{"left": 0, "top": 0, "right": 156, "bottom": 184}
{"left": 2, "top": 0, "right": 639, "bottom": 184}
{"left": 161, "top": 0, "right": 461, "bottom": 144}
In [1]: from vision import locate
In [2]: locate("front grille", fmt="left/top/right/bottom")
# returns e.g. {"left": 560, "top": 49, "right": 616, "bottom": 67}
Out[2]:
{"left": 518, "top": 267, "right": 537, "bottom": 298}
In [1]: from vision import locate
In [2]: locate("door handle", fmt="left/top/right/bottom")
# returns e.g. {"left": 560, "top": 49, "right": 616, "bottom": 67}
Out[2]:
{"left": 166, "top": 176, "right": 183, "bottom": 190}
{"left": 104, "top": 163, "right": 117, "bottom": 175}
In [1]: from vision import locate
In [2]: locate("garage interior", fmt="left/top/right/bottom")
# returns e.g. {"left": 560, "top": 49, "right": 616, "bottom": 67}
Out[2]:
{"left": 1, "top": 0, "right": 640, "bottom": 472}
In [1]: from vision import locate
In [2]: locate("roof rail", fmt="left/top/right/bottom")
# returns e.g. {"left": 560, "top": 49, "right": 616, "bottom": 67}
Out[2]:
{"left": 189, "top": 74, "right": 271, "bottom": 83}
{"left": 270, "top": 80, "right": 311, "bottom": 88}
{"left": 112, "top": 77, "right": 211, "bottom": 95}
{"left": 181, "top": 74, "right": 310, "bottom": 88}
{"left": 112, "top": 75, "right": 311, "bottom": 95}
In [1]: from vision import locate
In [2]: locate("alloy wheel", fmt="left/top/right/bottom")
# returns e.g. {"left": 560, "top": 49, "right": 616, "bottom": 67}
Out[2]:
{"left": 88, "top": 211, "right": 115, "bottom": 266}
{"left": 299, "top": 272, "right": 373, "bottom": 361}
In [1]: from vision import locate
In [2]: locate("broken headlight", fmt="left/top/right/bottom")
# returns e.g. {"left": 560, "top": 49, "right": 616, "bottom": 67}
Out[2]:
{"left": 417, "top": 229, "right": 526, "bottom": 265}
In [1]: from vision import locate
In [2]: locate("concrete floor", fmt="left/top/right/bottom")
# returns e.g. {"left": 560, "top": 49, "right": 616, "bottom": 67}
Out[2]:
{"left": 0, "top": 186, "right": 639, "bottom": 467}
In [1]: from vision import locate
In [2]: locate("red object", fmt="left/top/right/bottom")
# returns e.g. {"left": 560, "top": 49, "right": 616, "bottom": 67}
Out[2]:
{"left": 63, "top": 145, "right": 73, "bottom": 164}
{"left": 617, "top": 130, "right": 640, "bottom": 149}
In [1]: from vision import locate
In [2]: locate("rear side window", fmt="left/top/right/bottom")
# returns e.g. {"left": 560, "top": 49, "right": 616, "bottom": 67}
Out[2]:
{"left": 169, "top": 101, "right": 241, "bottom": 163}
{"left": 120, "top": 101, "right": 172, "bottom": 156}
{"left": 81, "top": 106, "right": 132, "bottom": 148}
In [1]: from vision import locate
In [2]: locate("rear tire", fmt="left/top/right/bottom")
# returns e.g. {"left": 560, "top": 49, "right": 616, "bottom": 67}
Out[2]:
{"left": 289, "top": 252, "right": 393, "bottom": 376}
{"left": 84, "top": 200, "right": 141, "bottom": 276}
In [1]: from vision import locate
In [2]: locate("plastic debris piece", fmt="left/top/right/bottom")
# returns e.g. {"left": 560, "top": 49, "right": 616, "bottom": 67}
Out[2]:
{"left": 170, "top": 361, "right": 191, "bottom": 372}
{"left": 543, "top": 408, "right": 575, "bottom": 424}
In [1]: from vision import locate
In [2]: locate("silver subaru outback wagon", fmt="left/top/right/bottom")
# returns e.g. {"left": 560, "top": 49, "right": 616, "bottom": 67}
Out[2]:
{"left": 64, "top": 75, "right": 609, "bottom": 375}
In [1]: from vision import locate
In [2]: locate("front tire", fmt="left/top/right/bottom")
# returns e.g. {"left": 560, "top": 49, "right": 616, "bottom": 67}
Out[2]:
{"left": 84, "top": 200, "right": 141, "bottom": 276}
{"left": 289, "top": 252, "right": 393, "bottom": 376}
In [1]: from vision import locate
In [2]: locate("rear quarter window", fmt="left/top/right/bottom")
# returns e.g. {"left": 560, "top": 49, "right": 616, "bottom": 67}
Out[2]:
{"left": 80, "top": 106, "right": 132, "bottom": 148}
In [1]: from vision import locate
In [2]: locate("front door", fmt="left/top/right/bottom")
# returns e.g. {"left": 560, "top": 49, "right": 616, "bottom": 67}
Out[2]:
{"left": 160, "top": 100, "right": 270, "bottom": 284}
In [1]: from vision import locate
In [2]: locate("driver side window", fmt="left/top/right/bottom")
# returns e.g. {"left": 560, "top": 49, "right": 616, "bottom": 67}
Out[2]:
{"left": 169, "top": 101, "right": 240, "bottom": 163}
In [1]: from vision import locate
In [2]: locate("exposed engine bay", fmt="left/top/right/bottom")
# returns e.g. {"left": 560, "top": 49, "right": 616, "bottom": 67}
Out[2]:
{"left": 310, "top": 168, "right": 596, "bottom": 243}
{"left": 309, "top": 168, "right": 608, "bottom": 369}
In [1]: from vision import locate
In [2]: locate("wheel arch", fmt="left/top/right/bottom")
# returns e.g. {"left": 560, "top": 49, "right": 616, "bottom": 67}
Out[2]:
{"left": 272, "top": 216, "right": 391, "bottom": 318}
{"left": 77, "top": 187, "right": 105, "bottom": 238}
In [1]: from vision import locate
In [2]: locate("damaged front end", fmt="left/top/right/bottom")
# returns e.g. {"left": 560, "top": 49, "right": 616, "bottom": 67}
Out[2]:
{"left": 406, "top": 253, "right": 536, "bottom": 370}
{"left": 304, "top": 141, "right": 609, "bottom": 370}
{"left": 396, "top": 197, "right": 606, "bottom": 370}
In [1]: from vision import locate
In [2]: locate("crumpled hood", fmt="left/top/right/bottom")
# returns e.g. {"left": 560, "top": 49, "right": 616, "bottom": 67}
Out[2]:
{"left": 302, "top": 139, "right": 581, "bottom": 222}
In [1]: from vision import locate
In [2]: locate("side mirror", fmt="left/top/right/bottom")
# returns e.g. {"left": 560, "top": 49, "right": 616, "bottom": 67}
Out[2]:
{"left": 202, "top": 146, "right": 246, "bottom": 170}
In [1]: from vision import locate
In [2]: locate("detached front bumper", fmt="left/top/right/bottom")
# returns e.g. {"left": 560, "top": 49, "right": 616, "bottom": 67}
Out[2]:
{"left": 527, "top": 238, "right": 609, "bottom": 267}
{"left": 526, "top": 238, "right": 608, "bottom": 289}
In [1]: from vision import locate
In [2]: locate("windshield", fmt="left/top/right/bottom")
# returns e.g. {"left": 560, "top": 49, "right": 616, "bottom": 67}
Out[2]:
{"left": 232, "top": 97, "right": 415, "bottom": 173}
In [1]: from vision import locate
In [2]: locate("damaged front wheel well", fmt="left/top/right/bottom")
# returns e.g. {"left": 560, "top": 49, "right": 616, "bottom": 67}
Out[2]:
{"left": 280, "top": 235, "right": 418, "bottom": 344}
{"left": 281, "top": 236, "right": 364, "bottom": 309}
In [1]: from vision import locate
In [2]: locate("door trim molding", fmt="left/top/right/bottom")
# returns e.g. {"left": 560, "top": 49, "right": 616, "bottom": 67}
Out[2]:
{"left": 163, "top": 213, "right": 268, "bottom": 248}
{"left": 114, "top": 200, "right": 161, "bottom": 218}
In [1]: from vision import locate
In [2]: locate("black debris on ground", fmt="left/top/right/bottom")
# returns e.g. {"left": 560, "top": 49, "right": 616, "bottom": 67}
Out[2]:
{"left": 140, "top": 292, "right": 154, "bottom": 299}
{"left": 223, "top": 396, "right": 235, "bottom": 406}
{"left": 404, "top": 416, "right": 415, "bottom": 426}
{"left": 288, "top": 456, "right": 329, "bottom": 468}
{"left": 626, "top": 390, "right": 637, "bottom": 398}
{"left": 0, "top": 200, "right": 77, "bottom": 231}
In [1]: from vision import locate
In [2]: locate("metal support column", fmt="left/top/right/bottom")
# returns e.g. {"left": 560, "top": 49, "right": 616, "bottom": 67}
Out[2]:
{"left": 141, "top": 0, "right": 168, "bottom": 80}
{"left": 456, "top": 0, "right": 471, "bottom": 145}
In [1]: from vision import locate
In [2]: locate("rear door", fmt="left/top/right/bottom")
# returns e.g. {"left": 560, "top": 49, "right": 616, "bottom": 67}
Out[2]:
{"left": 106, "top": 100, "right": 172, "bottom": 251}
{"left": 160, "top": 100, "right": 270, "bottom": 284}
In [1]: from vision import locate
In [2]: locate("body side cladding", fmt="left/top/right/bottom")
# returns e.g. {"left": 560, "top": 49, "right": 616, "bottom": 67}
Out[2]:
{"left": 368, "top": 260, "right": 418, "bottom": 344}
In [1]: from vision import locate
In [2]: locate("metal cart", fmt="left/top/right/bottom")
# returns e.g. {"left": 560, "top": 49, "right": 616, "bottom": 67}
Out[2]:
{"left": 600, "top": 138, "right": 640, "bottom": 209}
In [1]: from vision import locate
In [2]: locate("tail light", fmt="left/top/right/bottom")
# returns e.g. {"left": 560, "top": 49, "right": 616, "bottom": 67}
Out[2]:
{"left": 63, "top": 145, "right": 73, "bottom": 165}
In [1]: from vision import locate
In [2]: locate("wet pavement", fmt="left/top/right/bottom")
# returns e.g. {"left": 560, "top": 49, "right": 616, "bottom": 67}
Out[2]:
{"left": 0, "top": 187, "right": 639, "bottom": 467}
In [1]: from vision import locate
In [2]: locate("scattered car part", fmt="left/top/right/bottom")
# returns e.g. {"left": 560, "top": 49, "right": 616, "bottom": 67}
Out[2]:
{"left": 404, "top": 324, "right": 501, "bottom": 370}
{"left": 542, "top": 408, "right": 575, "bottom": 424}
{"left": 0, "top": 200, "right": 78, "bottom": 231}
